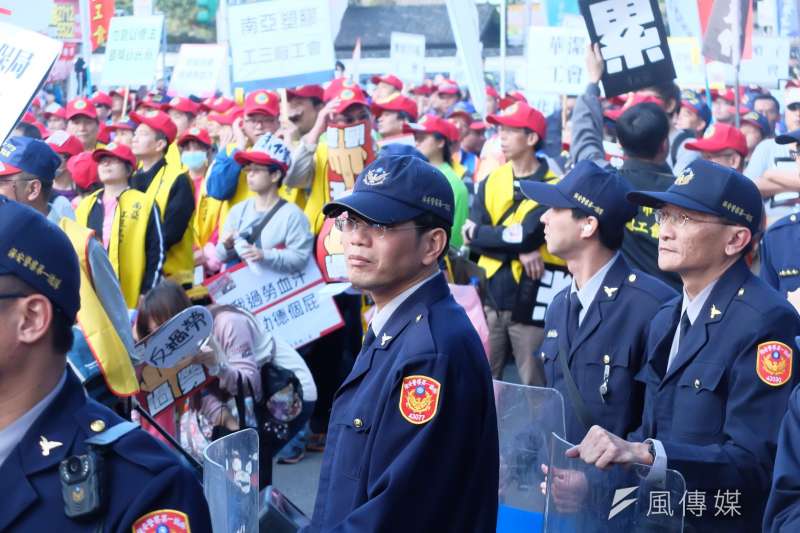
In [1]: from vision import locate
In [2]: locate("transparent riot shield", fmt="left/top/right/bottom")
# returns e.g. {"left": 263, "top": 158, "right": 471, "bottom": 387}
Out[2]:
{"left": 203, "top": 428, "right": 259, "bottom": 533}
{"left": 494, "top": 380, "right": 567, "bottom": 532}
{"left": 544, "top": 434, "right": 686, "bottom": 533}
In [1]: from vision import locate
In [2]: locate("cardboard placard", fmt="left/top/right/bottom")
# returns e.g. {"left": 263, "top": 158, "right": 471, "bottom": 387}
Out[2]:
{"left": 579, "top": 0, "right": 676, "bottom": 97}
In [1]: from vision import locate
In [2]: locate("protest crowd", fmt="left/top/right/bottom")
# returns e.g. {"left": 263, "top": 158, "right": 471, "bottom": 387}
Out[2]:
{"left": 9, "top": 0, "right": 800, "bottom": 531}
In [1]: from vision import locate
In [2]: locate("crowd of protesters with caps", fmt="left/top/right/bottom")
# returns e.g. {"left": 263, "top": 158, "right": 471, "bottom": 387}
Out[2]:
{"left": 11, "top": 37, "right": 800, "bottom": 519}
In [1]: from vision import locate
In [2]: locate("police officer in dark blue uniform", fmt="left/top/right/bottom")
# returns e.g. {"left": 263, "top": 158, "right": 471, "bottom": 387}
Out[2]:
{"left": 306, "top": 155, "right": 499, "bottom": 531}
{"left": 565, "top": 159, "right": 800, "bottom": 532}
{"left": 0, "top": 198, "right": 211, "bottom": 532}
{"left": 764, "top": 386, "right": 800, "bottom": 531}
{"left": 759, "top": 129, "right": 800, "bottom": 296}
{"left": 523, "top": 161, "right": 675, "bottom": 444}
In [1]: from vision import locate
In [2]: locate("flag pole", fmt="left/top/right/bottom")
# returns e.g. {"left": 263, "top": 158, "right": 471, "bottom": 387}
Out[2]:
{"left": 733, "top": 0, "right": 742, "bottom": 128}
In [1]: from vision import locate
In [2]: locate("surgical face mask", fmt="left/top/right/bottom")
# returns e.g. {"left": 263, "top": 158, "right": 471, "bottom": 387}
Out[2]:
{"left": 181, "top": 150, "right": 208, "bottom": 170}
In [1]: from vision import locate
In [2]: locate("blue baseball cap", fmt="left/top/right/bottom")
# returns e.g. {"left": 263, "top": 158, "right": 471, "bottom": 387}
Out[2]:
{"left": 680, "top": 89, "right": 711, "bottom": 125}
{"left": 0, "top": 198, "right": 80, "bottom": 321}
{"left": 775, "top": 128, "right": 800, "bottom": 145}
{"left": 519, "top": 160, "right": 637, "bottom": 231}
{"left": 0, "top": 136, "right": 62, "bottom": 182}
{"left": 627, "top": 159, "right": 762, "bottom": 234}
{"left": 322, "top": 155, "right": 454, "bottom": 226}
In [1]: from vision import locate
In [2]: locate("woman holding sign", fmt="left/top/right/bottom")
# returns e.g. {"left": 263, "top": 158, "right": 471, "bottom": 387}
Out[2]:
{"left": 215, "top": 134, "right": 313, "bottom": 273}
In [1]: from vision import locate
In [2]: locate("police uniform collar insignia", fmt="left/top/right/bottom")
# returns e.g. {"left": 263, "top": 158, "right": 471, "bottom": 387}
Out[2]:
{"left": 675, "top": 168, "right": 694, "bottom": 186}
{"left": 39, "top": 435, "right": 63, "bottom": 456}
{"left": 363, "top": 167, "right": 389, "bottom": 186}
{"left": 710, "top": 304, "right": 722, "bottom": 319}
{"left": 546, "top": 329, "right": 558, "bottom": 338}
{"left": 603, "top": 286, "right": 618, "bottom": 298}
{"left": 381, "top": 333, "right": 393, "bottom": 346}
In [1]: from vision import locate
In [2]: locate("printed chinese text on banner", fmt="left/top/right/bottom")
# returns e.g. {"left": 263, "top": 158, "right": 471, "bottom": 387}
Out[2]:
{"left": 579, "top": 0, "right": 676, "bottom": 97}
{"left": 525, "top": 26, "right": 590, "bottom": 96}
{"left": 89, "top": 0, "right": 114, "bottom": 51}
{"left": 169, "top": 44, "right": 228, "bottom": 98}
{"left": 101, "top": 15, "right": 164, "bottom": 88}
{"left": 0, "top": 21, "right": 62, "bottom": 143}
{"left": 227, "top": 0, "right": 336, "bottom": 92}
{"left": 390, "top": 32, "right": 426, "bottom": 86}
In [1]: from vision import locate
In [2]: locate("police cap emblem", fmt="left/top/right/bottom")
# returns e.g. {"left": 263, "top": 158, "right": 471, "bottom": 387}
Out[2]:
{"left": 675, "top": 168, "right": 694, "bottom": 186}
{"left": 363, "top": 167, "right": 388, "bottom": 186}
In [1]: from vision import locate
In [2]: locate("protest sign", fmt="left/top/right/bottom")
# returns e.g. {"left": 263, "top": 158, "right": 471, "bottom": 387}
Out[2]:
{"left": 227, "top": 0, "right": 336, "bottom": 92}
{"left": 101, "top": 15, "right": 164, "bottom": 88}
{"left": 390, "top": 32, "right": 426, "bottom": 86}
{"left": 525, "top": 26, "right": 589, "bottom": 95}
{"left": 579, "top": 0, "right": 676, "bottom": 97}
{"left": 169, "top": 44, "right": 228, "bottom": 98}
{"left": 0, "top": 0, "right": 54, "bottom": 35}
{"left": 665, "top": 0, "right": 702, "bottom": 38}
{"left": 205, "top": 259, "right": 344, "bottom": 349}
{"left": 0, "top": 21, "right": 62, "bottom": 143}
{"left": 133, "top": 306, "right": 213, "bottom": 368}
{"left": 138, "top": 358, "right": 210, "bottom": 416}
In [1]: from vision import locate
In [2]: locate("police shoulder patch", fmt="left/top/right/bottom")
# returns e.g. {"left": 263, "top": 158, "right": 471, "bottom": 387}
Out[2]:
{"left": 399, "top": 375, "right": 441, "bottom": 425}
{"left": 756, "top": 341, "right": 793, "bottom": 387}
{"left": 132, "top": 509, "right": 191, "bottom": 533}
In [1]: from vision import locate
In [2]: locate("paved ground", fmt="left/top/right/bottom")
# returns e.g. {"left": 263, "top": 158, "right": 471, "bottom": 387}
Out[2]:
{"left": 271, "top": 363, "right": 522, "bottom": 517}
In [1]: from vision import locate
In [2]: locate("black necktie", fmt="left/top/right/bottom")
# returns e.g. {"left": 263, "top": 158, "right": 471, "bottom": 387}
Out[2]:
{"left": 678, "top": 311, "right": 691, "bottom": 349}
{"left": 567, "top": 292, "right": 582, "bottom": 345}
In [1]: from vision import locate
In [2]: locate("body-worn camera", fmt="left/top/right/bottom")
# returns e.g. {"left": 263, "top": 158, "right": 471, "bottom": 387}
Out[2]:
{"left": 59, "top": 449, "right": 105, "bottom": 518}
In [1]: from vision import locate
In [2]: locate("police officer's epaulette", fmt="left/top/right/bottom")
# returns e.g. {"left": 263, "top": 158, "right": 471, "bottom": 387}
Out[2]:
{"left": 730, "top": 276, "right": 797, "bottom": 316}
{"left": 621, "top": 270, "right": 677, "bottom": 303}
{"left": 767, "top": 213, "right": 800, "bottom": 233}
{"left": 402, "top": 308, "right": 437, "bottom": 356}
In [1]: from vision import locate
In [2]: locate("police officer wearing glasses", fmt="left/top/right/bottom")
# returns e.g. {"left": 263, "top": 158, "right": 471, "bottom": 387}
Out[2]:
{"left": 565, "top": 159, "right": 800, "bottom": 532}
{"left": 305, "top": 155, "right": 499, "bottom": 531}
{"left": 0, "top": 199, "right": 211, "bottom": 531}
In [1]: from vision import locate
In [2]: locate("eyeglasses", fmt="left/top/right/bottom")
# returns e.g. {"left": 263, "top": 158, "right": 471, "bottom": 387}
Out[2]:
{"left": 0, "top": 293, "right": 28, "bottom": 301}
{"left": 334, "top": 216, "right": 426, "bottom": 239}
{"left": 654, "top": 209, "right": 735, "bottom": 227}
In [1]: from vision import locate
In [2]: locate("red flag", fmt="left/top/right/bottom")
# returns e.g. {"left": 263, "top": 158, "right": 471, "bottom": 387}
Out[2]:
{"left": 698, "top": 0, "right": 753, "bottom": 63}
{"left": 89, "top": 0, "right": 114, "bottom": 51}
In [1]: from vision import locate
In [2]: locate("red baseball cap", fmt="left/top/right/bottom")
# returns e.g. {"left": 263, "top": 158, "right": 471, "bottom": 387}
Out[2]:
{"left": 487, "top": 102, "right": 547, "bottom": 139}
{"left": 92, "top": 91, "right": 113, "bottom": 108}
{"left": 206, "top": 96, "right": 236, "bottom": 114}
{"left": 208, "top": 108, "right": 242, "bottom": 126}
{"left": 107, "top": 120, "right": 136, "bottom": 132}
{"left": 130, "top": 109, "right": 178, "bottom": 144}
{"left": 67, "top": 151, "right": 99, "bottom": 189}
{"left": 410, "top": 84, "right": 434, "bottom": 96}
{"left": 371, "top": 74, "right": 403, "bottom": 92}
{"left": 43, "top": 107, "right": 66, "bottom": 121}
{"left": 244, "top": 90, "right": 279, "bottom": 117}
{"left": 486, "top": 86, "right": 500, "bottom": 99}
{"left": 469, "top": 120, "right": 488, "bottom": 131}
{"left": 684, "top": 123, "right": 748, "bottom": 157}
{"left": 436, "top": 80, "right": 461, "bottom": 96}
{"left": 371, "top": 94, "right": 418, "bottom": 122}
{"left": 92, "top": 142, "right": 137, "bottom": 168}
{"left": 21, "top": 113, "right": 48, "bottom": 137}
{"left": 166, "top": 96, "right": 201, "bottom": 115}
{"left": 66, "top": 97, "right": 98, "bottom": 120}
{"left": 0, "top": 159, "right": 21, "bottom": 176}
{"left": 97, "top": 123, "right": 111, "bottom": 144}
{"left": 31, "top": 97, "right": 42, "bottom": 109}
{"left": 324, "top": 78, "right": 351, "bottom": 102}
{"left": 603, "top": 93, "right": 664, "bottom": 121}
{"left": 233, "top": 134, "right": 291, "bottom": 173}
{"left": 412, "top": 114, "right": 460, "bottom": 143}
{"left": 499, "top": 91, "right": 528, "bottom": 111}
{"left": 332, "top": 85, "right": 369, "bottom": 114}
{"left": 46, "top": 131, "right": 84, "bottom": 158}
{"left": 286, "top": 85, "right": 324, "bottom": 101}
{"left": 136, "top": 97, "right": 164, "bottom": 112}
{"left": 177, "top": 127, "right": 212, "bottom": 148}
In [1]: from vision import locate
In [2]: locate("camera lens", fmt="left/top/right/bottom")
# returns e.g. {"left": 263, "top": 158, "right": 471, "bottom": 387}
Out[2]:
{"left": 67, "top": 457, "right": 82, "bottom": 475}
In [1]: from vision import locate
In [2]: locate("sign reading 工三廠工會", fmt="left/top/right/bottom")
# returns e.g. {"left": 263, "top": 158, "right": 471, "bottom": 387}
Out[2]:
{"left": 227, "top": 0, "right": 336, "bottom": 92}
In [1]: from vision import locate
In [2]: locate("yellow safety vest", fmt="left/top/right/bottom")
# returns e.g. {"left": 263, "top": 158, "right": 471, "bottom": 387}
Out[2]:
{"left": 477, "top": 162, "right": 565, "bottom": 282}
{"left": 297, "top": 141, "right": 331, "bottom": 235}
{"left": 76, "top": 189, "right": 151, "bottom": 308}
{"left": 142, "top": 164, "right": 195, "bottom": 285}
{"left": 193, "top": 176, "right": 223, "bottom": 249}
{"left": 59, "top": 217, "right": 139, "bottom": 396}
